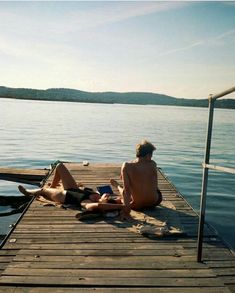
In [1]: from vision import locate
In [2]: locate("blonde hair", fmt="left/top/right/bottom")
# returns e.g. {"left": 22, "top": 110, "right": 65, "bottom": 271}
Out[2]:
{"left": 136, "top": 140, "right": 156, "bottom": 158}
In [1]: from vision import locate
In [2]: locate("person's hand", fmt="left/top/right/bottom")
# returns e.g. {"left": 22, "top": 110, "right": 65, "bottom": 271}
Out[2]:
{"left": 44, "top": 182, "right": 51, "bottom": 188}
{"left": 77, "top": 182, "right": 84, "bottom": 187}
{"left": 100, "top": 193, "right": 110, "bottom": 203}
{"left": 47, "top": 182, "right": 62, "bottom": 189}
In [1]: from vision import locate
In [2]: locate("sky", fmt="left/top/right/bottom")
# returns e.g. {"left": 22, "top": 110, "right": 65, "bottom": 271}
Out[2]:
{"left": 0, "top": 1, "right": 235, "bottom": 99}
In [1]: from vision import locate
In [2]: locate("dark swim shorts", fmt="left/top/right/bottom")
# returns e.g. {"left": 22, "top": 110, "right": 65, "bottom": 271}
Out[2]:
{"left": 156, "top": 188, "right": 163, "bottom": 205}
{"left": 64, "top": 188, "right": 93, "bottom": 207}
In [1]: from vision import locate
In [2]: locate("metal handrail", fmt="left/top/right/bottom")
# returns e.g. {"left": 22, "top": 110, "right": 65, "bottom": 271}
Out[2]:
{"left": 210, "top": 86, "right": 235, "bottom": 100}
{"left": 202, "top": 163, "right": 235, "bottom": 175}
{"left": 197, "top": 86, "right": 235, "bottom": 262}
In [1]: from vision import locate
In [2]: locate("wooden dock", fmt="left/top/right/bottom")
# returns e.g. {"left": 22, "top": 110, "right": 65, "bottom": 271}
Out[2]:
{"left": 0, "top": 163, "right": 234, "bottom": 292}
{"left": 0, "top": 167, "right": 48, "bottom": 186}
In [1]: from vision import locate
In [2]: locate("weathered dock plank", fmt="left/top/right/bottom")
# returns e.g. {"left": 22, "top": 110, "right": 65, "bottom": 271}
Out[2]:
{"left": 0, "top": 275, "right": 226, "bottom": 286}
{"left": 0, "top": 163, "right": 234, "bottom": 292}
{"left": 0, "top": 167, "right": 48, "bottom": 185}
{"left": 0, "top": 287, "right": 231, "bottom": 293}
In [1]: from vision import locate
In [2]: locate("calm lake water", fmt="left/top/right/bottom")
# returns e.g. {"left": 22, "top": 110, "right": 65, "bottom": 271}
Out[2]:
{"left": 0, "top": 98, "right": 235, "bottom": 250}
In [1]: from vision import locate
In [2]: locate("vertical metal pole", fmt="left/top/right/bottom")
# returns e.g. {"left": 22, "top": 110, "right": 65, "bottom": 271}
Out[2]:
{"left": 197, "top": 96, "right": 215, "bottom": 262}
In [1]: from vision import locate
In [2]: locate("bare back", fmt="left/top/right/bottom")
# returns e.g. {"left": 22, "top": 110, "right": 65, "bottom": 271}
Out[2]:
{"left": 122, "top": 159, "right": 159, "bottom": 210}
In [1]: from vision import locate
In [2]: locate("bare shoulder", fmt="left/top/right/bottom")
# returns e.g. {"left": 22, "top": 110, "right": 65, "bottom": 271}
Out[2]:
{"left": 121, "top": 161, "right": 130, "bottom": 170}
{"left": 122, "top": 158, "right": 138, "bottom": 167}
{"left": 122, "top": 161, "right": 137, "bottom": 174}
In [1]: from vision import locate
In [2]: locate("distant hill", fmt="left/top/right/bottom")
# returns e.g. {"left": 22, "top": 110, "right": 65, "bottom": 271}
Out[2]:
{"left": 0, "top": 86, "right": 235, "bottom": 109}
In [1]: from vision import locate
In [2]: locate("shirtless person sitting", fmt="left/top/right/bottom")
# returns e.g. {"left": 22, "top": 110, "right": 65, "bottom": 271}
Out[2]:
{"left": 110, "top": 140, "right": 162, "bottom": 220}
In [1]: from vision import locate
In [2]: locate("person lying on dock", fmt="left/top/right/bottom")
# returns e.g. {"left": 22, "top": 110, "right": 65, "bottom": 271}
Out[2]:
{"left": 18, "top": 163, "right": 124, "bottom": 216}
{"left": 110, "top": 140, "right": 162, "bottom": 220}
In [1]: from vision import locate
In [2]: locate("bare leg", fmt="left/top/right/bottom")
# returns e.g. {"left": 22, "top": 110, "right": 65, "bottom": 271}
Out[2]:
{"left": 40, "top": 188, "right": 66, "bottom": 203}
{"left": 50, "top": 163, "right": 78, "bottom": 189}
{"left": 18, "top": 185, "right": 42, "bottom": 197}
{"left": 18, "top": 185, "right": 66, "bottom": 203}
{"left": 110, "top": 179, "right": 124, "bottom": 196}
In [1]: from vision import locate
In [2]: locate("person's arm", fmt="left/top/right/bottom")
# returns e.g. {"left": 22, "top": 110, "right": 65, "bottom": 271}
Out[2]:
{"left": 152, "top": 160, "right": 159, "bottom": 189}
{"left": 82, "top": 201, "right": 124, "bottom": 212}
{"left": 121, "top": 162, "right": 132, "bottom": 216}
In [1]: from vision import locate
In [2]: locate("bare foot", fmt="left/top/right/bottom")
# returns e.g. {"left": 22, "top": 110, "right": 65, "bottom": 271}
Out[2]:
{"left": 110, "top": 179, "right": 120, "bottom": 188}
{"left": 18, "top": 185, "right": 33, "bottom": 197}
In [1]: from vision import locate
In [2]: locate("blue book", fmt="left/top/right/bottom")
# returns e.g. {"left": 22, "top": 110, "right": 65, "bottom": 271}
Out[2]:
{"left": 97, "top": 185, "right": 113, "bottom": 195}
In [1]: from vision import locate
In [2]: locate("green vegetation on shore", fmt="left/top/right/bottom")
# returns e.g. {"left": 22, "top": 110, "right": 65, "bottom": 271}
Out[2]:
{"left": 0, "top": 86, "right": 235, "bottom": 109}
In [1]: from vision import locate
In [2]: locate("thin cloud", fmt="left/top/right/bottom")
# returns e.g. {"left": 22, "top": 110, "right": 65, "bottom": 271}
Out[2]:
{"left": 159, "top": 29, "right": 235, "bottom": 57}
{"left": 0, "top": 33, "right": 69, "bottom": 65}
{"left": 0, "top": 2, "right": 189, "bottom": 36}
{"left": 0, "top": 1, "right": 189, "bottom": 53}
{"left": 158, "top": 41, "right": 204, "bottom": 57}
{"left": 0, "top": 1, "right": 188, "bottom": 34}
{"left": 214, "top": 29, "right": 235, "bottom": 40}
{"left": 43, "top": 2, "right": 189, "bottom": 34}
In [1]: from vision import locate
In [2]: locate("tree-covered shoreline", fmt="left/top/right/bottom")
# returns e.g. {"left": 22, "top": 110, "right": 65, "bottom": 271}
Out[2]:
{"left": 1, "top": 86, "right": 235, "bottom": 109}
